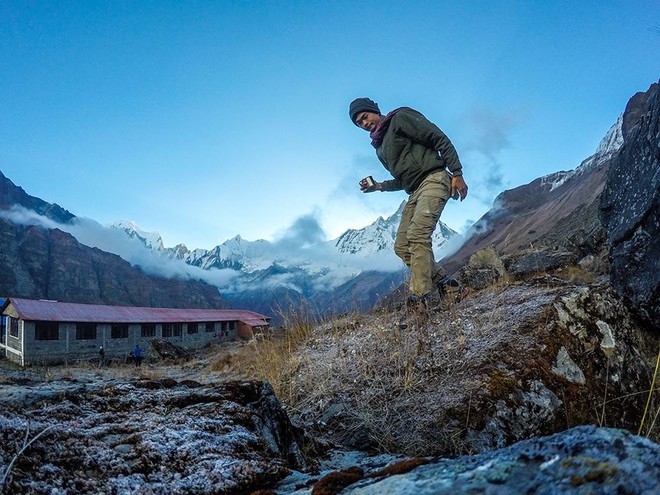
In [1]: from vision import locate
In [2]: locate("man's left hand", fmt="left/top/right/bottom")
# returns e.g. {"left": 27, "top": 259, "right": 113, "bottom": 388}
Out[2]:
{"left": 451, "top": 176, "right": 468, "bottom": 201}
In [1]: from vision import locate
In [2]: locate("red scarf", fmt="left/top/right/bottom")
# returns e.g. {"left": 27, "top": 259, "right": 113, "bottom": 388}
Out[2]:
{"left": 370, "top": 107, "right": 411, "bottom": 148}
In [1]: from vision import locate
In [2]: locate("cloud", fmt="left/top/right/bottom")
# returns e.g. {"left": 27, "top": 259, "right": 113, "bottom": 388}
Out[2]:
{"left": 461, "top": 107, "right": 523, "bottom": 196}
{"left": 0, "top": 207, "right": 61, "bottom": 230}
{"left": 273, "top": 212, "right": 327, "bottom": 249}
{"left": 464, "top": 108, "right": 517, "bottom": 157}
{"left": 272, "top": 211, "right": 402, "bottom": 274}
{"left": 0, "top": 205, "right": 239, "bottom": 288}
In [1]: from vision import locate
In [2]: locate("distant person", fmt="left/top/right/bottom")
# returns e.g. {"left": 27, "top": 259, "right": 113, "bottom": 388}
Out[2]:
{"left": 134, "top": 345, "right": 143, "bottom": 367}
{"left": 98, "top": 345, "right": 105, "bottom": 368}
{"left": 349, "top": 98, "right": 468, "bottom": 311}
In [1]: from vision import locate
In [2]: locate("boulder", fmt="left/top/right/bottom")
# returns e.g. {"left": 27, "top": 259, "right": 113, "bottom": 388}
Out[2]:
{"left": 301, "top": 426, "right": 660, "bottom": 494}
{"left": 0, "top": 378, "right": 309, "bottom": 493}
{"left": 600, "top": 82, "right": 660, "bottom": 328}
{"left": 457, "top": 246, "right": 507, "bottom": 290}
{"left": 504, "top": 247, "right": 578, "bottom": 278}
{"left": 149, "top": 338, "right": 193, "bottom": 360}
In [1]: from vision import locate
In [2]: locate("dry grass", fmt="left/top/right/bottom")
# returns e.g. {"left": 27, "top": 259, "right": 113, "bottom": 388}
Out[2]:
{"left": 554, "top": 264, "right": 596, "bottom": 285}
{"left": 217, "top": 302, "right": 318, "bottom": 401}
{"left": 638, "top": 348, "right": 660, "bottom": 438}
{"left": 225, "top": 291, "right": 520, "bottom": 455}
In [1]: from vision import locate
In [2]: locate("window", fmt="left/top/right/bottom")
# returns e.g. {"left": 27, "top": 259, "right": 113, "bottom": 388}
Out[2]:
{"left": 9, "top": 318, "right": 19, "bottom": 338}
{"left": 221, "top": 321, "right": 236, "bottom": 334}
{"left": 141, "top": 323, "right": 156, "bottom": 338}
{"left": 35, "top": 321, "right": 59, "bottom": 341}
{"left": 162, "top": 323, "right": 182, "bottom": 338}
{"left": 205, "top": 322, "right": 215, "bottom": 333}
{"left": 111, "top": 324, "right": 129, "bottom": 339}
{"left": 76, "top": 323, "right": 96, "bottom": 340}
{"left": 187, "top": 323, "right": 198, "bottom": 334}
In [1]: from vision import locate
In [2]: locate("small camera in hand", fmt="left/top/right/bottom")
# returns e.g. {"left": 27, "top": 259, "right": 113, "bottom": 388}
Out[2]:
{"left": 362, "top": 176, "right": 376, "bottom": 193}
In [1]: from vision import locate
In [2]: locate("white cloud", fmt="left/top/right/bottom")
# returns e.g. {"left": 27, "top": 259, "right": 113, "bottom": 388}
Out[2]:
{"left": 0, "top": 206, "right": 239, "bottom": 288}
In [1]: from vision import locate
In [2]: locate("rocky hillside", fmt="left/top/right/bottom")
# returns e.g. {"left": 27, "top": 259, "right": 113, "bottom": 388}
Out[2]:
{"left": 0, "top": 172, "right": 228, "bottom": 309}
{"left": 272, "top": 276, "right": 658, "bottom": 455}
{"left": 440, "top": 120, "right": 620, "bottom": 278}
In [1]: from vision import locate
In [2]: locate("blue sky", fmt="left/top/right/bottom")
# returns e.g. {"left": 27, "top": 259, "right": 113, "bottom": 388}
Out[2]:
{"left": 1, "top": 1, "right": 659, "bottom": 250}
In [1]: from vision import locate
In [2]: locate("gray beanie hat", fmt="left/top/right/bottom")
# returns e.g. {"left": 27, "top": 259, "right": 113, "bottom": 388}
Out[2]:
{"left": 349, "top": 97, "right": 380, "bottom": 124}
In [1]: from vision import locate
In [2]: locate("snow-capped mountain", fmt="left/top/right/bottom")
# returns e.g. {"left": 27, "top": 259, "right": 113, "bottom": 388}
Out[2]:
{"left": 539, "top": 113, "right": 624, "bottom": 191}
{"left": 109, "top": 220, "right": 165, "bottom": 251}
{"left": 164, "top": 235, "right": 275, "bottom": 273}
{"left": 517, "top": 114, "right": 624, "bottom": 202}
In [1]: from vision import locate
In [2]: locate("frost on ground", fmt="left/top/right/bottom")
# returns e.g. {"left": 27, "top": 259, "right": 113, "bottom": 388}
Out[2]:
{"left": 0, "top": 370, "right": 305, "bottom": 494}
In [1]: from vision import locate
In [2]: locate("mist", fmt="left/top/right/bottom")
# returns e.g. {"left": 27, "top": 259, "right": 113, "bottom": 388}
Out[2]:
{"left": 0, "top": 206, "right": 239, "bottom": 288}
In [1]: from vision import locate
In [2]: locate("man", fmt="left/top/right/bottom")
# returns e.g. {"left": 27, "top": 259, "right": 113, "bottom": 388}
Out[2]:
{"left": 134, "top": 344, "right": 143, "bottom": 367}
{"left": 349, "top": 97, "right": 468, "bottom": 309}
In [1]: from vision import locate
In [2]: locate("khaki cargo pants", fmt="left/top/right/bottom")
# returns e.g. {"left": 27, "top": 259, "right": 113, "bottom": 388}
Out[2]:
{"left": 394, "top": 169, "right": 452, "bottom": 297}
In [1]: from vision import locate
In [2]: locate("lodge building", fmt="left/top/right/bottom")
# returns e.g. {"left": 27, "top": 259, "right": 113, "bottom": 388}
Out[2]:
{"left": 0, "top": 298, "right": 270, "bottom": 366}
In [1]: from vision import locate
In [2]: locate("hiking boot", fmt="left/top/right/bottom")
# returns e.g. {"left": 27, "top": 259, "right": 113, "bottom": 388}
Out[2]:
{"left": 436, "top": 276, "right": 467, "bottom": 310}
{"left": 406, "top": 294, "right": 428, "bottom": 313}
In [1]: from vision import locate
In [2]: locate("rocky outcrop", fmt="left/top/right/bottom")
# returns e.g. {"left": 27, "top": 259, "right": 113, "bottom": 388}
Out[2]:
{"left": 600, "top": 81, "right": 660, "bottom": 328}
{"left": 456, "top": 246, "right": 507, "bottom": 290}
{"left": 0, "top": 376, "right": 308, "bottom": 494}
{"left": 2, "top": 367, "right": 658, "bottom": 495}
{"left": 0, "top": 374, "right": 660, "bottom": 495}
{"left": 291, "top": 426, "right": 660, "bottom": 494}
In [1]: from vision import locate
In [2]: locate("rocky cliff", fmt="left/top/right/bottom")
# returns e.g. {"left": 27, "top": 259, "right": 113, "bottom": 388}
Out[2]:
{"left": 600, "top": 82, "right": 660, "bottom": 328}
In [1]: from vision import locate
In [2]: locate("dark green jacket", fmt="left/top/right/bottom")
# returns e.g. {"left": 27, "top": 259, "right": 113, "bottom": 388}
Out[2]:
{"left": 376, "top": 108, "right": 463, "bottom": 194}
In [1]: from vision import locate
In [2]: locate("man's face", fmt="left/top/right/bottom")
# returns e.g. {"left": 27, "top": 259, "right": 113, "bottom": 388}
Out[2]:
{"left": 354, "top": 111, "right": 381, "bottom": 132}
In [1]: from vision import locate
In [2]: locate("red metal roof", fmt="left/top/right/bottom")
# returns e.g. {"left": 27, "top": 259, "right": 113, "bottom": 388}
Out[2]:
{"left": 2, "top": 298, "right": 270, "bottom": 325}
